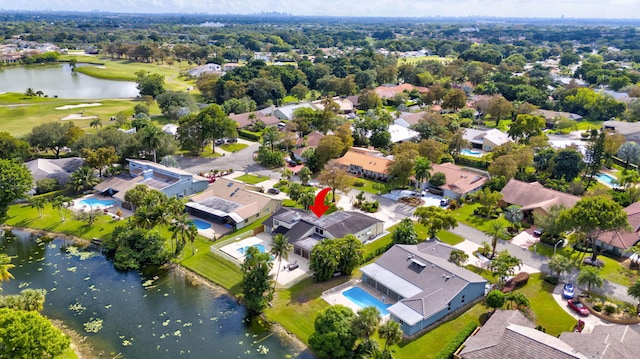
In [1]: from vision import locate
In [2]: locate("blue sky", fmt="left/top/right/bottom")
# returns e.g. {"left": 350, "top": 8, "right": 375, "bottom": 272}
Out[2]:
{"left": 0, "top": 0, "right": 639, "bottom": 19}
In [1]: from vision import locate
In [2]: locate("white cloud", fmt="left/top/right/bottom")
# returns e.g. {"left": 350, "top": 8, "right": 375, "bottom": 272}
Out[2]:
{"left": 2, "top": 0, "right": 640, "bottom": 18}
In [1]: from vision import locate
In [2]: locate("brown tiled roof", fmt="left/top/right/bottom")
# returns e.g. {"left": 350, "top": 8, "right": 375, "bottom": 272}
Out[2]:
{"left": 500, "top": 179, "right": 580, "bottom": 213}
{"left": 189, "top": 178, "right": 275, "bottom": 220}
{"left": 398, "top": 111, "right": 425, "bottom": 126}
{"left": 374, "top": 84, "right": 428, "bottom": 99}
{"left": 334, "top": 148, "right": 392, "bottom": 175}
{"left": 597, "top": 202, "right": 640, "bottom": 250}
{"left": 295, "top": 131, "right": 324, "bottom": 148}
{"left": 430, "top": 162, "right": 488, "bottom": 194}
{"left": 229, "top": 111, "right": 280, "bottom": 128}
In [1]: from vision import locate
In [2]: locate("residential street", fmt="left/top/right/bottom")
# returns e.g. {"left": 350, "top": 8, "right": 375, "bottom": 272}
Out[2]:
{"left": 450, "top": 223, "right": 636, "bottom": 303}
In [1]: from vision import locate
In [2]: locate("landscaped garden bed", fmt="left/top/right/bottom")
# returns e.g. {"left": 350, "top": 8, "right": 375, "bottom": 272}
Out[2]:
{"left": 399, "top": 196, "right": 424, "bottom": 206}
{"left": 579, "top": 296, "right": 640, "bottom": 324}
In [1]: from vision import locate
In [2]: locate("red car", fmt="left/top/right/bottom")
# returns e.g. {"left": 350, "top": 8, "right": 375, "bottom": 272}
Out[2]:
{"left": 568, "top": 299, "right": 589, "bottom": 316}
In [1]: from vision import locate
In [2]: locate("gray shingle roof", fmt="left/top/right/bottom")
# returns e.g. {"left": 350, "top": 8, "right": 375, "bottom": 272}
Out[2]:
{"left": 366, "top": 243, "right": 486, "bottom": 324}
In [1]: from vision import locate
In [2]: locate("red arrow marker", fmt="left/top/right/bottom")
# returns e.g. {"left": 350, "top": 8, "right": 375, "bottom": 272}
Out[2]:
{"left": 309, "top": 187, "right": 331, "bottom": 218}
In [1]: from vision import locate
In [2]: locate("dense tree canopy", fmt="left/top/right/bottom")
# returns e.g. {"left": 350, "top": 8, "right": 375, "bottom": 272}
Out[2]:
{"left": 0, "top": 159, "right": 32, "bottom": 218}
{"left": 0, "top": 308, "right": 70, "bottom": 359}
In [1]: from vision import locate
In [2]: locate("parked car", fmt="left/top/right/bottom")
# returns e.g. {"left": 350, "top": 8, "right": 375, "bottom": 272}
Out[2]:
{"left": 567, "top": 299, "right": 590, "bottom": 316}
{"left": 226, "top": 138, "right": 238, "bottom": 143}
{"left": 533, "top": 228, "right": 544, "bottom": 237}
{"left": 214, "top": 138, "right": 225, "bottom": 146}
{"left": 583, "top": 257, "right": 604, "bottom": 268}
{"left": 267, "top": 188, "right": 280, "bottom": 195}
{"left": 562, "top": 283, "right": 575, "bottom": 299}
{"left": 440, "top": 198, "right": 450, "bottom": 207}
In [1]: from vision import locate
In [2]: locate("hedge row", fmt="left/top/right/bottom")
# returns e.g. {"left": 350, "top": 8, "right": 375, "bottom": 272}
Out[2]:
{"left": 238, "top": 129, "right": 262, "bottom": 141}
{"left": 361, "top": 242, "right": 394, "bottom": 264}
{"left": 433, "top": 322, "right": 478, "bottom": 359}
{"left": 454, "top": 155, "right": 491, "bottom": 169}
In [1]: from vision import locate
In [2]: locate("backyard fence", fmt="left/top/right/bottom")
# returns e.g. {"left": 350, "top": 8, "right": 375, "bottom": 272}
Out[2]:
{"left": 321, "top": 278, "right": 361, "bottom": 298}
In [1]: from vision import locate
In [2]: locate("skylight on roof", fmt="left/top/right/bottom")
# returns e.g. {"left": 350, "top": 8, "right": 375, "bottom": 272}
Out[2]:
{"left": 411, "top": 258, "right": 427, "bottom": 267}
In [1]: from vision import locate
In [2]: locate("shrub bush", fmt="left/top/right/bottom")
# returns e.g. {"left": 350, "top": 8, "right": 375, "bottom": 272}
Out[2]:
{"left": 360, "top": 201, "right": 379, "bottom": 213}
{"left": 360, "top": 243, "right": 394, "bottom": 264}
{"left": 433, "top": 322, "right": 478, "bottom": 359}
{"left": 543, "top": 276, "right": 559, "bottom": 285}
{"left": 238, "top": 129, "right": 262, "bottom": 141}
{"left": 603, "top": 302, "right": 618, "bottom": 315}
{"left": 353, "top": 179, "right": 365, "bottom": 187}
{"left": 592, "top": 302, "right": 603, "bottom": 312}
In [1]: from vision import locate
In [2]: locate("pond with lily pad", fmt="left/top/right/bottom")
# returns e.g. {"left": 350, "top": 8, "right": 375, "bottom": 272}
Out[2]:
{"left": 0, "top": 230, "right": 312, "bottom": 359}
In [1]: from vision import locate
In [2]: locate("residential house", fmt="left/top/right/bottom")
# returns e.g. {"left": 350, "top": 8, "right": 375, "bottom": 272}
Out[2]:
{"left": 94, "top": 159, "right": 209, "bottom": 209}
{"left": 426, "top": 163, "right": 488, "bottom": 198}
{"left": 335, "top": 147, "right": 393, "bottom": 181}
{"left": 595, "top": 202, "right": 640, "bottom": 257}
{"left": 25, "top": 157, "right": 84, "bottom": 190}
{"left": 186, "top": 63, "right": 223, "bottom": 77}
{"left": 460, "top": 309, "right": 640, "bottom": 359}
{"left": 346, "top": 95, "right": 360, "bottom": 109}
{"left": 311, "top": 97, "right": 355, "bottom": 114}
{"left": 222, "top": 63, "right": 241, "bottom": 72}
{"left": 262, "top": 207, "right": 384, "bottom": 259}
{"left": 360, "top": 242, "right": 487, "bottom": 336}
{"left": 388, "top": 124, "right": 419, "bottom": 143}
{"left": 292, "top": 131, "right": 324, "bottom": 161}
{"left": 459, "top": 310, "right": 587, "bottom": 359}
{"left": 186, "top": 178, "right": 282, "bottom": 232}
{"left": 270, "top": 103, "right": 316, "bottom": 121}
{"left": 603, "top": 120, "right": 640, "bottom": 143}
{"left": 394, "top": 111, "right": 426, "bottom": 128}
{"left": 534, "top": 109, "right": 583, "bottom": 128}
{"left": 162, "top": 124, "right": 179, "bottom": 136}
{"left": 230, "top": 111, "right": 280, "bottom": 129}
{"left": 463, "top": 128, "right": 511, "bottom": 151}
{"left": 374, "top": 84, "right": 428, "bottom": 100}
{"left": 499, "top": 179, "right": 580, "bottom": 216}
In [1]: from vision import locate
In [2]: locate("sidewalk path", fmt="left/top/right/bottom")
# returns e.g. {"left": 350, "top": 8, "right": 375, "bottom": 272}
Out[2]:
{"left": 450, "top": 222, "right": 635, "bottom": 303}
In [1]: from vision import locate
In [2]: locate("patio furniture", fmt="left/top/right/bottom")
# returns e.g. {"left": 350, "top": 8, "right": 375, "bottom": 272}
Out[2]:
{"left": 288, "top": 261, "right": 298, "bottom": 271}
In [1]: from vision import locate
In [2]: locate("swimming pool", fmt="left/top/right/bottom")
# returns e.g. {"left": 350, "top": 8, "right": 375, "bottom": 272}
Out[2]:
{"left": 461, "top": 149, "right": 482, "bottom": 156}
{"left": 596, "top": 173, "right": 618, "bottom": 186}
{"left": 78, "top": 197, "right": 115, "bottom": 209}
{"left": 237, "top": 244, "right": 267, "bottom": 255}
{"left": 192, "top": 219, "right": 212, "bottom": 230}
{"left": 342, "top": 287, "right": 391, "bottom": 316}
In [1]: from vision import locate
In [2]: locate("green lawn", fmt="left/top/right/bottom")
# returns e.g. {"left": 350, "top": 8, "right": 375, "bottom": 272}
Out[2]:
{"left": 235, "top": 173, "right": 269, "bottom": 184}
{"left": 180, "top": 252, "right": 243, "bottom": 294}
{"left": 0, "top": 93, "right": 156, "bottom": 137}
{"left": 451, "top": 202, "right": 510, "bottom": 233}
{"left": 533, "top": 243, "right": 638, "bottom": 287}
{"left": 220, "top": 143, "right": 248, "bottom": 152}
{"left": 59, "top": 55, "right": 194, "bottom": 91}
{"left": 397, "top": 56, "right": 451, "bottom": 65}
{"left": 352, "top": 178, "right": 393, "bottom": 195}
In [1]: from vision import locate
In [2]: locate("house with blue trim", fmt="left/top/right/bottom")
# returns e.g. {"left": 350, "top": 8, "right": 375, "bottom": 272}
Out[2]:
{"left": 360, "top": 241, "right": 487, "bottom": 336}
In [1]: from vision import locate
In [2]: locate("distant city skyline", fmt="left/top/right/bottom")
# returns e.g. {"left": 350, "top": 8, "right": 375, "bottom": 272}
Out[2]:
{"left": 1, "top": 0, "right": 640, "bottom": 19}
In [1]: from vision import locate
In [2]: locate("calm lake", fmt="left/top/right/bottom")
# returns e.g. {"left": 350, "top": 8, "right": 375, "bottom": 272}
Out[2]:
{"left": 0, "top": 230, "right": 313, "bottom": 359}
{"left": 0, "top": 64, "right": 139, "bottom": 99}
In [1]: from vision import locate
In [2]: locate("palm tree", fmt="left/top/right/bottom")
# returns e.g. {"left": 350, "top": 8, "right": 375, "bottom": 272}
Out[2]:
{"left": 352, "top": 306, "right": 380, "bottom": 346}
{"left": 628, "top": 282, "right": 640, "bottom": 314}
{"left": 90, "top": 118, "right": 102, "bottom": 130}
{"left": 413, "top": 156, "right": 432, "bottom": 190}
{"left": 69, "top": 167, "right": 100, "bottom": 194}
{"left": 548, "top": 255, "right": 573, "bottom": 278}
{"left": 169, "top": 214, "right": 198, "bottom": 255}
{"left": 577, "top": 266, "right": 603, "bottom": 296}
{"left": 0, "top": 254, "right": 16, "bottom": 282}
{"left": 139, "top": 125, "right": 165, "bottom": 162}
{"left": 29, "top": 197, "right": 47, "bottom": 218}
{"left": 51, "top": 196, "right": 71, "bottom": 222}
{"left": 378, "top": 319, "right": 403, "bottom": 352}
{"left": 486, "top": 220, "right": 509, "bottom": 258}
{"left": 270, "top": 233, "right": 292, "bottom": 293}
{"left": 24, "top": 88, "right": 35, "bottom": 98}
{"left": 298, "top": 166, "right": 312, "bottom": 184}
{"left": 505, "top": 292, "right": 530, "bottom": 310}
{"left": 504, "top": 205, "right": 524, "bottom": 231}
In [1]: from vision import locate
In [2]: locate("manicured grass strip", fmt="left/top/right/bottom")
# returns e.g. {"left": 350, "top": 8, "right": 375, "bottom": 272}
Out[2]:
{"left": 436, "top": 230, "right": 465, "bottom": 245}
{"left": 516, "top": 273, "right": 576, "bottom": 336}
{"left": 220, "top": 143, "right": 248, "bottom": 152}
{"left": 393, "top": 303, "right": 486, "bottom": 359}
{"left": 180, "top": 252, "right": 243, "bottom": 294}
{"left": 451, "top": 202, "right": 510, "bottom": 233}
{"left": 351, "top": 178, "right": 393, "bottom": 195}
{"left": 235, "top": 173, "right": 269, "bottom": 184}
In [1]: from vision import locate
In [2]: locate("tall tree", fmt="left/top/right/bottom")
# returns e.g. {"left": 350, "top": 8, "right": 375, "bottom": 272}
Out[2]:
{"left": 627, "top": 282, "right": 640, "bottom": 313}
{"left": 392, "top": 218, "right": 418, "bottom": 245}
{"left": 0, "top": 308, "right": 71, "bottom": 359}
{"left": 548, "top": 255, "right": 573, "bottom": 279}
{"left": 577, "top": 266, "right": 603, "bottom": 296}
{"left": 169, "top": 214, "right": 198, "bottom": 255}
{"left": 261, "top": 126, "right": 281, "bottom": 152}
{"left": 583, "top": 130, "right": 606, "bottom": 187}
{"left": 89, "top": 118, "right": 102, "bottom": 130}
{"left": 0, "top": 253, "right": 15, "bottom": 283}
{"left": 487, "top": 220, "right": 509, "bottom": 258}
{"left": 135, "top": 71, "right": 165, "bottom": 98}
{"left": 488, "top": 251, "right": 523, "bottom": 286}
{"left": 414, "top": 206, "right": 458, "bottom": 239}
{"left": 51, "top": 196, "right": 72, "bottom": 222}
{"left": 28, "top": 197, "right": 47, "bottom": 218}
{"left": 352, "top": 307, "right": 380, "bottom": 347}
{"left": 270, "top": 233, "right": 292, "bottom": 294}
{"left": 0, "top": 132, "right": 30, "bottom": 161}
{"left": 28, "top": 122, "right": 81, "bottom": 158}
{"left": 551, "top": 148, "right": 584, "bottom": 182}
{"left": 0, "top": 159, "right": 32, "bottom": 218}
{"left": 504, "top": 205, "right": 524, "bottom": 231}
{"left": 198, "top": 105, "right": 238, "bottom": 153}
{"left": 559, "top": 196, "right": 629, "bottom": 261}
{"left": 317, "top": 161, "right": 355, "bottom": 202}
{"left": 617, "top": 142, "right": 640, "bottom": 168}
{"left": 138, "top": 125, "right": 165, "bottom": 163}
{"left": 387, "top": 145, "right": 419, "bottom": 188}
{"left": 241, "top": 246, "right": 273, "bottom": 315}
{"left": 413, "top": 156, "right": 432, "bottom": 190}
{"left": 486, "top": 95, "right": 513, "bottom": 127}
{"left": 69, "top": 166, "right": 99, "bottom": 194}
{"left": 378, "top": 320, "right": 403, "bottom": 353}
{"left": 308, "top": 305, "right": 357, "bottom": 359}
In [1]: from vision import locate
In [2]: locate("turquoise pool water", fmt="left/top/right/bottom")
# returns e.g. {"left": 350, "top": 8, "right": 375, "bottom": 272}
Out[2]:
{"left": 461, "top": 149, "right": 481, "bottom": 156}
{"left": 342, "top": 287, "right": 391, "bottom": 316}
{"left": 596, "top": 173, "right": 617, "bottom": 186}
{"left": 192, "top": 218, "right": 212, "bottom": 230}
{"left": 237, "top": 244, "right": 267, "bottom": 255}
{"left": 79, "top": 197, "right": 115, "bottom": 208}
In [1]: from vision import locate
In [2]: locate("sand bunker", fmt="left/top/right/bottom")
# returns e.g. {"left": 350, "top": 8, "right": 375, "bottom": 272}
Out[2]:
{"left": 61, "top": 114, "right": 98, "bottom": 121}
{"left": 55, "top": 103, "right": 102, "bottom": 110}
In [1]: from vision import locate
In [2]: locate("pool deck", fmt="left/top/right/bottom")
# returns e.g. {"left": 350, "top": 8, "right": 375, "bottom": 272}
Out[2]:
{"left": 595, "top": 171, "right": 620, "bottom": 188}
{"left": 71, "top": 194, "right": 117, "bottom": 212}
{"left": 322, "top": 281, "right": 392, "bottom": 318}
{"left": 217, "top": 232, "right": 311, "bottom": 288}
